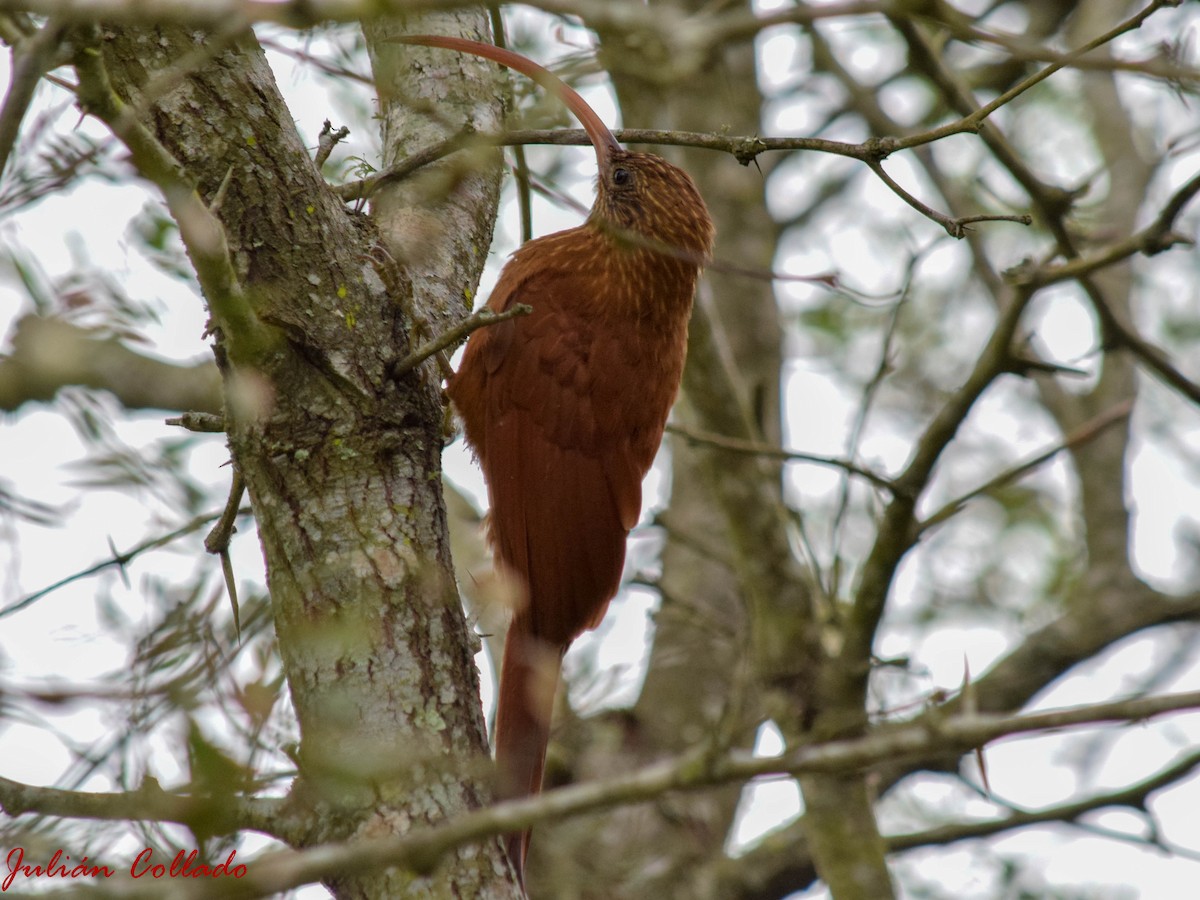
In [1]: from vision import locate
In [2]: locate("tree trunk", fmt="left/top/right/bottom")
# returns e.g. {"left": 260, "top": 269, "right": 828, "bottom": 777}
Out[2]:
{"left": 98, "top": 15, "right": 518, "bottom": 897}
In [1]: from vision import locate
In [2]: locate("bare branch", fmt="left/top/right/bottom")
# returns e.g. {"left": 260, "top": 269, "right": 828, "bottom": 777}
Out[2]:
{"left": 0, "top": 773, "right": 286, "bottom": 838}
{"left": 41, "top": 690, "right": 1200, "bottom": 899}
{"left": 666, "top": 422, "right": 897, "bottom": 493}
{"left": 919, "top": 400, "right": 1134, "bottom": 532}
{"left": 1092, "top": 296, "right": 1200, "bottom": 406}
{"left": 866, "top": 158, "right": 1033, "bottom": 238}
{"left": 1018, "top": 170, "right": 1200, "bottom": 289}
{"left": 0, "top": 16, "right": 66, "bottom": 174}
{"left": 0, "top": 508, "right": 251, "bottom": 620}
{"left": 888, "top": 0, "right": 1181, "bottom": 156}
{"left": 388, "top": 303, "right": 532, "bottom": 379}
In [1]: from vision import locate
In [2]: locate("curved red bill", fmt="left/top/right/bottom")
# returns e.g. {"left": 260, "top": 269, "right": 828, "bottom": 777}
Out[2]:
{"left": 392, "top": 34, "right": 622, "bottom": 167}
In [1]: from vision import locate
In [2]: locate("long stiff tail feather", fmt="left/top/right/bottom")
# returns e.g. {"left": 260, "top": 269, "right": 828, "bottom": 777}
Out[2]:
{"left": 493, "top": 618, "right": 565, "bottom": 879}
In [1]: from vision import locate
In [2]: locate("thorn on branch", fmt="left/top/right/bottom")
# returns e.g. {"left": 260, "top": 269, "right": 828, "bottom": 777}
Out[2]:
{"left": 0, "top": 509, "right": 247, "bottom": 620}
{"left": 209, "top": 164, "right": 235, "bottom": 214}
{"left": 1004, "top": 354, "right": 1091, "bottom": 379}
{"left": 205, "top": 468, "right": 246, "bottom": 641}
{"left": 732, "top": 136, "right": 768, "bottom": 166}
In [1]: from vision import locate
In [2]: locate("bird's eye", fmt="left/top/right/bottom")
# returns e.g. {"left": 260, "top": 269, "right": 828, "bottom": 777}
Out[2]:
{"left": 612, "top": 166, "right": 632, "bottom": 187}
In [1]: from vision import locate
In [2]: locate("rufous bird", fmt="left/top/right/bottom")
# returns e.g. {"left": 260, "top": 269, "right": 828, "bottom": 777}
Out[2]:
{"left": 398, "top": 34, "right": 714, "bottom": 881}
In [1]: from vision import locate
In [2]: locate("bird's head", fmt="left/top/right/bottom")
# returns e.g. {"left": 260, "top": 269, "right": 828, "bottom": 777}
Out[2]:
{"left": 592, "top": 149, "right": 714, "bottom": 265}
{"left": 393, "top": 35, "right": 714, "bottom": 266}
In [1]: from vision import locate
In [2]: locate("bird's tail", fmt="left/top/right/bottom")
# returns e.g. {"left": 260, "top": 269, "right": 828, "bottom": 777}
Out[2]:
{"left": 493, "top": 619, "right": 564, "bottom": 881}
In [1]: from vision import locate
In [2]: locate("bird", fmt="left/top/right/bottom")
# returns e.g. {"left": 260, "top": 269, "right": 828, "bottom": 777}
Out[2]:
{"left": 397, "top": 34, "right": 715, "bottom": 880}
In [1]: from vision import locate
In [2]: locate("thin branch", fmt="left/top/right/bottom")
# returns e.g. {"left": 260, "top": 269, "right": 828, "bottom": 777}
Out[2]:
{"left": 388, "top": 303, "right": 532, "bottom": 379}
{"left": 334, "top": 122, "right": 1032, "bottom": 240}
{"left": 866, "top": 158, "right": 1032, "bottom": 238}
{"left": 331, "top": 127, "right": 875, "bottom": 201}
{"left": 1095, "top": 298, "right": 1200, "bottom": 406}
{"left": 42, "top": 689, "right": 1200, "bottom": 899}
{"left": 887, "top": 0, "right": 1181, "bottom": 156}
{"left": 0, "top": 15, "right": 66, "bottom": 175}
{"left": 918, "top": 400, "right": 1134, "bottom": 532}
{"left": 0, "top": 773, "right": 286, "bottom": 837}
{"left": 1018, "top": 170, "right": 1200, "bottom": 289}
{"left": 0, "top": 507, "right": 252, "bottom": 619}
{"left": 258, "top": 35, "right": 374, "bottom": 85}
{"left": 666, "top": 422, "right": 897, "bottom": 492}
{"left": 890, "top": 747, "right": 1200, "bottom": 853}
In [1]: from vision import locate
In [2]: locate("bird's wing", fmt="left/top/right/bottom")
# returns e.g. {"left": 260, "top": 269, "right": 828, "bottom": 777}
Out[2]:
{"left": 449, "top": 253, "right": 647, "bottom": 644}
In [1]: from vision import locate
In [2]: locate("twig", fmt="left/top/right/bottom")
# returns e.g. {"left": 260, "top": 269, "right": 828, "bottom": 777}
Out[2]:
{"left": 665, "top": 423, "right": 897, "bottom": 492}
{"left": 332, "top": 121, "right": 1032, "bottom": 239}
{"left": 1017, "top": 170, "right": 1200, "bottom": 289}
{"left": 258, "top": 35, "right": 374, "bottom": 85}
{"left": 389, "top": 303, "right": 532, "bottom": 379}
{"left": 918, "top": 400, "right": 1134, "bottom": 532}
{"left": 0, "top": 16, "right": 66, "bottom": 175}
{"left": 866, "top": 158, "right": 1032, "bottom": 238}
{"left": 888, "top": 747, "right": 1200, "bottom": 853}
{"left": 328, "top": 127, "right": 919, "bottom": 202}
{"left": 46, "top": 688, "right": 1200, "bottom": 899}
{"left": 0, "top": 507, "right": 252, "bottom": 619}
{"left": 0, "top": 772, "right": 285, "bottom": 837}
{"left": 1095, "top": 298, "right": 1200, "bottom": 406}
